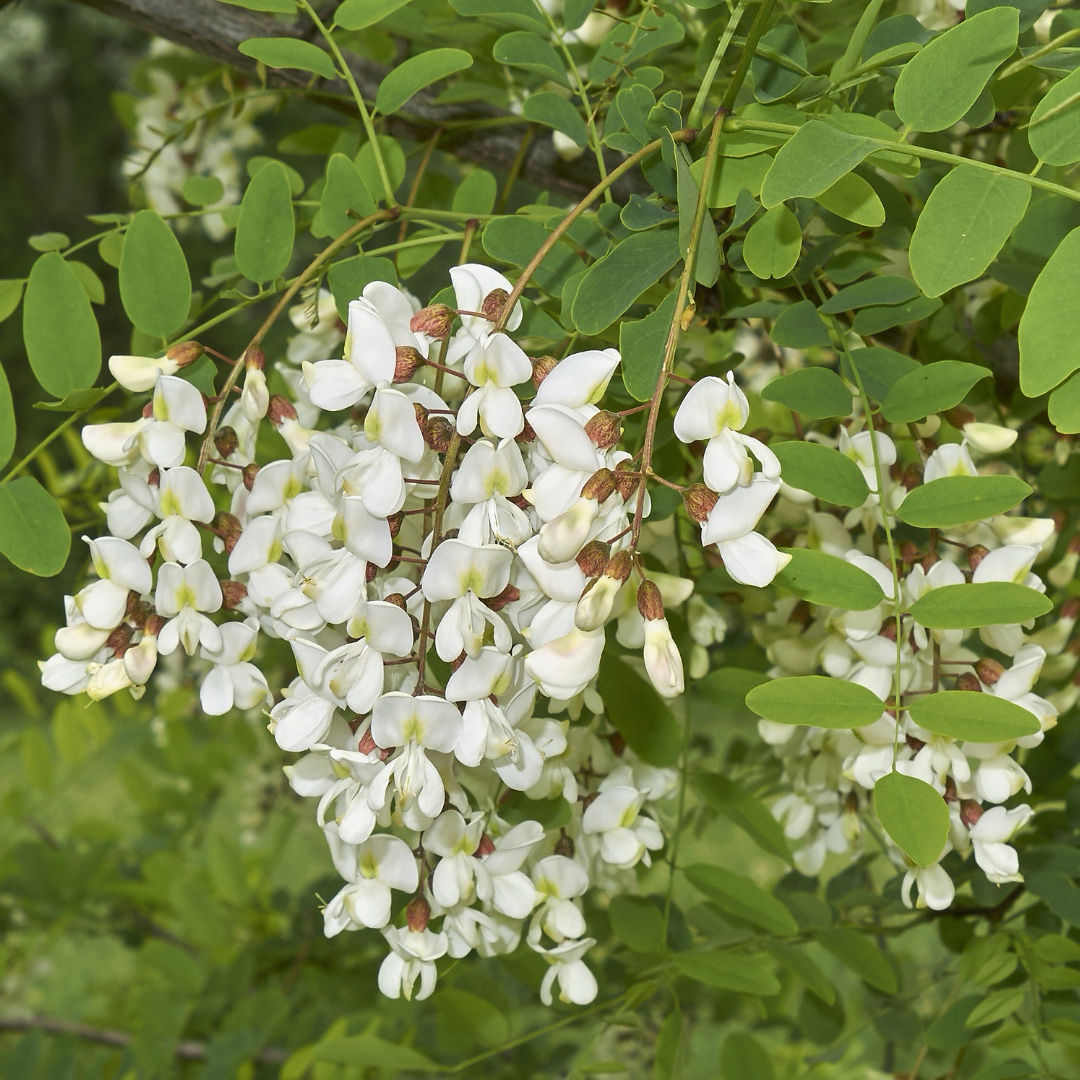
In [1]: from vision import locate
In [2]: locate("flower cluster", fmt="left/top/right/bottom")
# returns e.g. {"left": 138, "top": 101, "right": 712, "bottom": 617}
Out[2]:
{"left": 39, "top": 266, "right": 789, "bottom": 1002}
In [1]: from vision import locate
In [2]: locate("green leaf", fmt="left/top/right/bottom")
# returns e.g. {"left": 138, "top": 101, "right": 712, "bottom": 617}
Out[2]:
{"left": 375, "top": 49, "right": 473, "bottom": 114}
{"left": 1048, "top": 371, "right": 1080, "bottom": 434}
{"left": 761, "top": 367, "right": 852, "bottom": 418}
{"left": 597, "top": 653, "right": 681, "bottom": 766}
{"left": 238, "top": 37, "right": 338, "bottom": 80}
{"left": 842, "top": 346, "right": 920, "bottom": 402}
{"left": 851, "top": 295, "right": 941, "bottom": 335}
{"left": 0, "top": 364, "right": 15, "bottom": 470}
{"left": 898, "top": 475, "right": 1031, "bottom": 528}
{"left": 66, "top": 261, "right": 103, "bottom": 306}
{"left": 33, "top": 388, "right": 109, "bottom": 413}
{"left": 28, "top": 231, "right": 70, "bottom": 252}
{"left": 493, "top": 31, "right": 568, "bottom": 86}
{"left": 816, "top": 927, "right": 898, "bottom": 994}
{"left": 766, "top": 941, "right": 836, "bottom": 1004}
{"left": 770, "top": 300, "right": 831, "bottom": 348}
{"left": 522, "top": 92, "right": 588, "bottom": 147}
{"left": 751, "top": 18, "right": 807, "bottom": 103}
{"left": 0, "top": 476, "right": 72, "bottom": 576}
{"left": 335, "top": 0, "right": 412, "bottom": 30}
{"left": 320, "top": 153, "right": 377, "bottom": 237}
{"left": 220, "top": 0, "right": 297, "bottom": 11}
{"left": 431, "top": 989, "right": 509, "bottom": 1048}
{"left": 181, "top": 174, "right": 226, "bottom": 206}
{"left": 21, "top": 728, "right": 55, "bottom": 791}
{"left": 698, "top": 153, "right": 772, "bottom": 208}
{"left": 620, "top": 290, "right": 679, "bottom": 401}
{"left": 118, "top": 210, "right": 191, "bottom": 340}
{"left": 909, "top": 167, "right": 1030, "bottom": 297}
{"left": 327, "top": 255, "right": 397, "bottom": 319}
{"left": 770, "top": 441, "right": 871, "bottom": 507}
{"left": 775, "top": 548, "right": 886, "bottom": 611}
{"left": 893, "top": 8, "right": 1019, "bottom": 132}
{"left": 695, "top": 773, "right": 793, "bottom": 864}
{"left": 1028, "top": 67, "right": 1080, "bottom": 165}
{"left": 482, "top": 216, "right": 578, "bottom": 292}
{"left": 909, "top": 582, "right": 1053, "bottom": 629}
{"left": 0, "top": 279, "right": 24, "bottom": 324}
{"left": 675, "top": 149, "right": 720, "bottom": 287}
{"left": 908, "top": 690, "right": 1041, "bottom": 742}
{"left": 720, "top": 1033, "right": 775, "bottom": 1080}
{"left": 820, "top": 276, "right": 920, "bottom": 313}
{"left": 684, "top": 865, "right": 799, "bottom": 936}
{"left": 674, "top": 950, "right": 781, "bottom": 996}
{"left": 816, "top": 172, "right": 885, "bottom": 227}
{"left": 453, "top": 169, "right": 498, "bottom": 216}
{"left": 312, "top": 1035, "right": 440, "bottom": 1071}
{"left": 654, "top": 1009, "right": 685, "bottom": 1080}
{"left": 874, "top": 771, "right": 950, "bottom": 868}
{"left": 23, "top": 252, "right": 101, "bottom": 397}
{"left": 760, "top": 124, "right": 878, "bottom": 207}
{"left": 235, "top": 161, "right": 295, "bottom": 284}
{"left": 880, "top": 360, "right": 991, "bottom": 423}
{"left": 608, "top": 896, "right": 666, "bottom": 952}
{"left": 448, "top": 0, "right": 547, "bottom": 30}
{"left": 571, "top": 228, "right": 681, "bottom": 335}
{"left": 745, "top": 676, "right": 885, "bottom": 729}
{"left": 964, "top": 986, "right": 1026, "bottom": 1028}
{"left": 1019, "top": 226, "right": 1080, "bottom": 397}
{"left": 356, "top": 135, "right": 407, "bottom": 196}
{"left": 743, "top": 205, "right": 802, "bottom": 279}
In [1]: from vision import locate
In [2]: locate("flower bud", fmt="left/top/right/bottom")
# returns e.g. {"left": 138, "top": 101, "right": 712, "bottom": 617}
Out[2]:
{"left": 637, "top": 579, "right": 664, "bottom": 622}
{"left": 242, "top": 463, "right": 260, "bottom": 491}
{"left": 144, "top": 613, "right": 166, "bottom": 638}
{"left": 580, "top": 468, "right": 616, "bottom": 503}
{"left": 212, "top": 511, "right": 243, "bottom": 554}
{"left": 214, "top": 426, "right": 239, "bottom": 459}
{"left": 959, "top": 799, "right": 984, "bottom": 829}
{"left": 576, "top": 540, "right": 610, "bottom": 579}
{"left": 967, "top": 544, "right": 990, "bottom": 570}
{"left": 643, "top": 616, "right": 684, "bottom": 698}
{"left": 554, "top": 834, "right": 575, "bottom": 858}
{"left": 963, "top": 421, "right": 1018, "bottom": 454}
{"left": 481, "top": 288, "right": 509, "bottom": 323}
{"left": 106, "top": 623, "right": 133, "bottom": 657}
{"left": 244, "top": 345, "right": 266, "bottom": 372}
{"left": 267, "top": 394, "right": 298, "bottom": 426}
{"left": 901, "top": 463, "right": 923, "bottom": 491}
{"left": 395, "top": 346, "right": 424, "bottom": 383}
{"left": 387, "top": 511, "right": 404, "bottom": 540}
{"left": 220, "top": 580, "right": 248, "bottom": 610}
{"left": 407, "top": 895, "right": 431, "bottom": 932}
{"left": 241, "top": 366, "right": 269, "bottom": 422}
{"left": 474, "top": 834, "right": 496, "bottom": 858}
{"left": 531, "top": 354, "right": 558, "bottom": 388}
{"left": 515, "top": 418, "right": 536, "bottom": 444}
{"left": 604, "top": 549, "right": 633, "bottom": 583}
{"left": 613, "top": 461, "right": 638, "bottom": 502}
{"left": 975, "top": 658, "right": 1004, "bottom": 686}
{"left": 682, "top": 483, "right": 719, "bottom": 523}
{"left": 942, "top": 405, "right": 975, "bottom": 430}
{"left": 955, "top": 672, "right": 982, "bottom": 693}
{"left": 424, "top": 415, "right": 454, "bottom": 453}
{"left": 166, "top": 340, "right": 203, "bottom": 367}
{"left": 575, "top": 574, "right": 620, "bottom": 631}
{"left": 410, "top": 303, "right": 454, "bottom": 340}
{"left": 481, "top": 583, "right": 521, "bottom": 611}
{"left": 584, "top": 410, "right": 621, "bottom": 450}
{"left": 384, "top": 592, "right": 407, "bottom": 610}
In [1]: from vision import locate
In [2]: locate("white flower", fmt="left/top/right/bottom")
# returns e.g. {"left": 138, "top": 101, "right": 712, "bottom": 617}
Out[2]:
{"left": 378, "top": 926, "right": 449, "bottom": 1001}
{"left": 642, "top": 617, "right": 684, "bottom": 698}
{"left": 323, "top": 835, "right": 418, "bottom": 935}
{"left": 537, "top": 937, "right": 598, "bottom": 1006}
{"left": 155, "top": 559, "right": 223, "bottom": 655}
{"left": 969, "top": 805, "right": 1034, "bottom": 884}
{"left": 902, "top": 861, "right": 955, "bottom": 911}
{"left": 199, "top": 618, "right": 270, "bottom": 715}
{"left": 582, "top": 774, "right": 663, "bottom": 869}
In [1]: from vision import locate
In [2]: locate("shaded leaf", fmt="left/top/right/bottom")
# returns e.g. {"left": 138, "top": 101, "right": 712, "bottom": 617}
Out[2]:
{"left": 874, "top": 771, "right": 950, "bottom": 868}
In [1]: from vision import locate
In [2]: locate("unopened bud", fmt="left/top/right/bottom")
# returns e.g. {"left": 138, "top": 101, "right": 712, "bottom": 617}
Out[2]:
{"left": 900, "top": 541, "right": 921, "bottom": 564}
{"left": 165, "top": 340, "right": 203, "bottom": 367}
{"left": 682, "top": 483, "right": 719, "bottom": 523}
{"left": 366, "top": 562, "right": 378, "bottom": 583}
{"left": 128, "top": 600, "right": 151, "bottom": 630}
{"left": 584, "top": 411, "right": 621, "bottom": 450}
{"left": 481, "top": 288, "right": 509, "bottom": 323}
{"left": 975, "top": 658, "right": 1005, "bottom": 686}
{"left": 410, "top": 303, "right": 454, "bottom": 340}
{"left": 407, "top": 895, "right": 431, "bottom": 932}
{"left": 901, "top": 463, "right": 923, "bottom": 491}
{"left": 244, "top": 344, "right": 266, "bottom": 371}
{"left": 424, "top": 415, "right": 454, "bottom": 453}
{"left": 214, "top": 426, "right": 239, "bottom": 458}
{"left": 242, "top": 463, "right": 260, "bottom": 491}
{"left": 387, "top": 511, "right": 404, "bottom": 540}
{"left": 395, "top": 346, "right": 424, "bottom": 383}
{"left": 959, "top": 799, "right": 984, "bottom": 828}
{"left": 613, "top": 461, "right": 638, "bottom": 501}
{"left": 581, "top": 468, "right": 616, "bottom": 503}
{"left": 481, "top": 583, "right": 521, "bottom": 611}
{"left": 955, "top": 672, "right": 982, "bottom": 693}
{"left": 944, "top": 776, "right": 958, "bottom": 802}
{"left": 967, "top": 544, "right": 990, "bottom": 570}
{"left": 474, "top": 834, "right": 496, "bottom": 858}
{"left": 219, "top": 580, "right": 248, "bottom": 609}
{"left": 144, "top": 613, "right": 166, "bottom": 637}
{"left": 921, "top": 552, "right": 941, "bottom": 572}
{"left": 554, "top": 834, "right": 575, "bottom": 858}
{"left": 576, "top": 540, "right": 611, "bottom": 578}
{"left": 531, "top": 354, "right": 558, "bottom": 388}
{"left": 267, "top": 394, "right": 297, "bottom": 425}
{"left": 879, "top": 619, "right": 898, "bottom": 642}
{"left": 637, "top": 579, "right": 664, "bottom": 621}
{"left": 357, "top": 729, "right": 378, "bottom": 755}
{"left": 943, "top": 405, "right": 975, "bottom": 430}
{"left": 515, "top": 418, "right": 536, "bottom": 444}
{"left": 604, "top": 549, "right": 633, "bottom": 583}
{"left": 107, "top": 624, "right": 133, "bottom": 657}
{"left": 1063, "top": 597, "right": 1080, "bottom": 621}
{"left": 384, "top": 592, "right": 407, "bottom": 610}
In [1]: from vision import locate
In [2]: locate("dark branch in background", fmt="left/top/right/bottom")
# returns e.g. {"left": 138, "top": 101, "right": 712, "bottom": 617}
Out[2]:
{"left": 65, "top": 0, "right": 646, "bottom": 200}
{"left": 0, "top": 1015, "right": 288, "bottom": 1064}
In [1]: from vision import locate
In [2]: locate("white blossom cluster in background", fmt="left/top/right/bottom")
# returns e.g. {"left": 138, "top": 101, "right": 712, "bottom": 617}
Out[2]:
{"left": 123, "top": 41, "right": 271, "bottom": 240}
{"left": 39, "top": 266, "right": 790, "bottom": 1004}
{"left": 758, "top": 421, "right": 1072, "bottom": 910}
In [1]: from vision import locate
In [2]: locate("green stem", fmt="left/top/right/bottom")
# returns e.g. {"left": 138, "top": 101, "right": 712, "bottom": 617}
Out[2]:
{"left": 298, "top": 0, "right": 396, "bottom": 205}
{"left": 688, "top": 0, "right": 749, "bottom": 129}
{"left": 998, "top": 27, "right": 1080, "bottom": 79}
{"left": 724, "top": 116, "right": 1080, "bottom": 204}
{"left": 719, "top": 0, "right": 778, "bottom": 113}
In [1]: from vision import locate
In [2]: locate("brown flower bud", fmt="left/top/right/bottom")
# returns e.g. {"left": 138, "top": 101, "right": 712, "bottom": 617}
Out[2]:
{"left": 921, "top": 552, "right": 941, "bottom": 573}
{"left": 387, "top": 511, "right": 404, "bottom": 540}
{"left": 604, "top": 549, "right": 633, "bottom": 584}
{"left": 357, "top": 728, "right": 379, "bottom": 755}
{"left": 637, "top": 578, "right": 664, "bottom": 621}
{"left": 384, "top": 592, "right": 407, "bottom": 610}
{"left": 410, "top": 303, "right": 454, "bottom": 340}
{"left": 481, "top": 583, "right": 521, "bottom": 611}
{"left": 943, "top": 405, "right": 975, "bottom": 430}
{"left": 481, "top": 288, "right": 509, "bottom": 323}
{"left": 955, "top": 672, "right": 982, "bottom": 693}
{"left": 107, "top": 624, "right": 133, "bottom": 657}
{"left": 242, "top": 463, "right": 260, "bottom": 491}
{"left": 576, "top": 540, "right": 611, "bottom": 579}
{"left": 474, "top": 834, "right": 496, "bottom": 858}
{"left": 975, "top": 658, "right": 1005, "bottom": 686}
{"left": 584, "top": 410, "right": 621, "bottom": 450}
{"left": 214, "top": 426, "right": 239, "bottom": 459}
{"left": 613, "top": 461, "right": 638, "bottom": 502}
{"left": 609, "top": 730, "right": 626, "bottom": 756}
{"left": 366, "top": 562, "right": 378, "bottom": 583}
{"left": 959, "top": 799, "right": 983, "bottom": 829}
{"left": 165, "top": 340, "right": 203, "bottom": 367}
{"left": 879, "top": 619, "right": 898, "bottom": 642}
{"left": 901, "top": 463, "right": 923, "bottom": 491}
{"left": 944, "top": 776, "right": 958, "bottom": 802}
{"left": 844, "top": 791, "right": 860, "bottom": 814}
{"left": 142, "top": 401, "right": 154, "bottom": 419}
{"left": 1062, "top": 596, "right": 1080, "bottom": 621}
{"left": 906, "top": 734, "right": 926, "bottom": 753}
{"left": 147, "top": 468, "right": 160, "bottom": 488}
{"left": 219, "top": 580, "right": 248, "bottom": 609}
{"left": 531, "top": 354, "right": 558, "bottom": 388}
{"left": 967, "top": 544, "right": 990, "bottom": 570}
{"left": 424, "top": 415, "right": 454, "bottom": 453}
{"left": 267, "top": 394, "right": 297, "bottom": 425}
{"left": 899, "top": 541, "right": 922, "bottom": 564}
{"left": 395, "top": 346, "right": 424, "bottom": 383}
{"left": 515, "top": 418, "right": 536, "bottom": 444}
{"left": 128, "top": 600, "right": 151, "bottom": 630}
{"left": 682, "top": 483, "right": 719, "bottom": 523}
{"left": 581, "top": 467, "right": 616, "bottom": 503}
{"left": 509, "top": 494, "right": 530, "bottom": 512}
{"left": 244, "top": 344, "right": 266, "bottom": 371}
{"left": 406, "top": 895, "right": 431, "bottom": 932}
{"left": 554, "top": 834, "right": 575, "bottom": 859}
{"left": 144, "top": 613, "right": 166, "bottom": 637}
